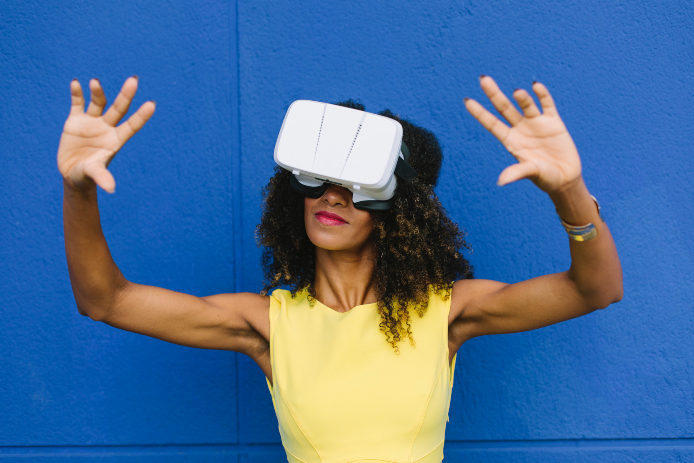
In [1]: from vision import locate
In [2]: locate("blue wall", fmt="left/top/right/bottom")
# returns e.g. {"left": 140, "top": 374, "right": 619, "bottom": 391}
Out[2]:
{"left": 1, "top": 0, "right": 693, "bottom": 461}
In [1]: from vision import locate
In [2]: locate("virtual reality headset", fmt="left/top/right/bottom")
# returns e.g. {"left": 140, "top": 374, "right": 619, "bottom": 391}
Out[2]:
{"left": 274, "top": 100, "right": 417, "bottom": 211}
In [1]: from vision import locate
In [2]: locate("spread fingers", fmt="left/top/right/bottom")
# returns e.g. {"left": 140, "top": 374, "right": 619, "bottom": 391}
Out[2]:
{"left": 531, "top": 81, "right": 557, "bottom": 116}
{"left": 115, "top": 101, "right": 156, "bottom": 144}
{"left": 513, "top": 88, "right": 542, "bottom": 118}
{"left": 69, "top": 79, "right": 85, "bottom": 115}
{"left": 464, "top": 98, "right": 511, "bottom": 143}
{"left": 103, "top": 76, "right": 139, "bottom": 127}
{"left": 86, "top": 79, "right": 107, "bottom": 116}
{"left": 479, "top": 76, "right": 523, "bottom": 126}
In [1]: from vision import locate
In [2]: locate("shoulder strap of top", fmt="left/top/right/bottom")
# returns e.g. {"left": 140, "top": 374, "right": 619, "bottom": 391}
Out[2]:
{"left": 269, "top": 288, "right": 290, "bottom": 320}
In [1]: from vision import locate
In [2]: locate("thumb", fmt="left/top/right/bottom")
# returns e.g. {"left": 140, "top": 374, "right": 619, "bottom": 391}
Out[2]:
{"left": 497, "top": 161, "right": 538, "bottom": 186}
{"left": 84, "top": 163, "right": 116, "bottom": 193}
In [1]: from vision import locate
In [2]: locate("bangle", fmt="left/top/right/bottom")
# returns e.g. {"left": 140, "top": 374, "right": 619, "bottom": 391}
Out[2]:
{"left": 558, "top": 195, "right": 604, "bottom": 242}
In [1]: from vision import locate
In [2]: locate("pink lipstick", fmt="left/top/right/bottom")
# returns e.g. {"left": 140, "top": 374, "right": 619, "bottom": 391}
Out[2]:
{"left": 315, "top": 211, "right": 348, "bottom": 226}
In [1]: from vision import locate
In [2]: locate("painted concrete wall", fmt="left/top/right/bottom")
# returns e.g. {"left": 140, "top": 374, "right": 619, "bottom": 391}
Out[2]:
{"left": 1, "top": 0, "right": 692, "bottom": 461}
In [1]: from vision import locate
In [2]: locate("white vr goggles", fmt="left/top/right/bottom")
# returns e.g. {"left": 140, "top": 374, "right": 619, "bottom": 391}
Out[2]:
{"left": 274, "top": 100, "right": 417, "bottom": 211}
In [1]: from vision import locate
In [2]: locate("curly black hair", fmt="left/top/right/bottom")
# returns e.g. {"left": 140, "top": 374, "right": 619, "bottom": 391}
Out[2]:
{"left": 256, "top": 100, "right": 474, "bottom": 350}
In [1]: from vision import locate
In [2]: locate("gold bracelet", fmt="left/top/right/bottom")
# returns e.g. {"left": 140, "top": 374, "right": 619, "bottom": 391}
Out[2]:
{"left": 558, "top": 195, "right": 604, "bottom": 242}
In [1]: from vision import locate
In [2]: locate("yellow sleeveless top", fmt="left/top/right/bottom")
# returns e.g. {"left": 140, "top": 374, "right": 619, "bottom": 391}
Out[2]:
{"left": 266, "top": 288, "right": 457, "bottom": 463}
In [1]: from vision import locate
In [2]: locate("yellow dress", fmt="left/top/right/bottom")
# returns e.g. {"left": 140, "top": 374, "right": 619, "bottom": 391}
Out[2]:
{"left": 266, "top": 288, "right": 457, "bottom": 463}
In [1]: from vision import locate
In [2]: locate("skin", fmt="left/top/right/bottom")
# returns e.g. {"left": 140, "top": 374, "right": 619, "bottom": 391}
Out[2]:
{"left": 305, "top": 187, "right": 379, "bottom": 312}
{"left": 59, "top": 75, "right": 623, "bottom": 385}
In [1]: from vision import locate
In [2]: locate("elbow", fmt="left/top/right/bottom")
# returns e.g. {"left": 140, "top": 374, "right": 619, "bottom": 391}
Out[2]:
{"left": 76, "top": 303, "right": 90, "bottom": 318}
{"left": 592, "top": 284, "right": 624, "bottom": 310}
{"left": 569, "top": 269, "right": 623, "bottom": 311}
{"left": 607, "top": 276, "right": 625, "bottom": 307}
{"left": 73, "top": 281, "right": 129, "bottom": 322}
{"left": 75, "top": 301, "right": 108, "bottom": 321}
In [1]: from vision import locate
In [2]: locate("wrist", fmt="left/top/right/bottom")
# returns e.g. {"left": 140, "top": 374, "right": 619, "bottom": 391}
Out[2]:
{"left": 548, "top": 175, "right": 585, "bottom": 202}
{"left": 63, "top": 177, "right": 97, "bottom": 199}
{"left": 549, "top": 177, "right": 601, "bottom": 227}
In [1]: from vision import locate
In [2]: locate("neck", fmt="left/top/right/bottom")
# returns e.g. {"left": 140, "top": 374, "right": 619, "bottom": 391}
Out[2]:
{"left": 313, "top": 242, "right": 377, "bottom": 313}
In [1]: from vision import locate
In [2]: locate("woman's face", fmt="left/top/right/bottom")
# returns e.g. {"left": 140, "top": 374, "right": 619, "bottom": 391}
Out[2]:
{"left": 304, "top": 185, "right": 374, "bottom": 253}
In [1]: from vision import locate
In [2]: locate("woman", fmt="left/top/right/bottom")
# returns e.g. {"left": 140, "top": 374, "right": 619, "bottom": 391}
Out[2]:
{"left": 58, "top": 75, "right": 623, "bottom": 462}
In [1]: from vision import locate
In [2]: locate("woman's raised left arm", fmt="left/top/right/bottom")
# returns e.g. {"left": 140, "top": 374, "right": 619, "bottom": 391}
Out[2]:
{"left": 449, "top": 76, "right": 622, "bottom": 344}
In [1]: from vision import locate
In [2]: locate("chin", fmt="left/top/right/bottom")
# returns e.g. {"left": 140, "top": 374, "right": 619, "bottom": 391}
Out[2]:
{"left": 306, "top": 228, "right": 352, "bottom": 251}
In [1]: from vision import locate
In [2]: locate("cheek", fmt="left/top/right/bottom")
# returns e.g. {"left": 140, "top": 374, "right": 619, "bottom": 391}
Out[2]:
{"left": 303, "top": 197, "right": 325, "bottom": 243}
{"left": 304, "top": 197, "right": 316, "bottom": 229}
{"left": 353, "top": 214, "right": 374, "bottom": 241}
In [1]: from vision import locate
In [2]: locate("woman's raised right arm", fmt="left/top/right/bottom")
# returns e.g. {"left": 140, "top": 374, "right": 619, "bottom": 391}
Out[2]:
{"left": 59, "top": 78, "right": 270, "bottom": 357}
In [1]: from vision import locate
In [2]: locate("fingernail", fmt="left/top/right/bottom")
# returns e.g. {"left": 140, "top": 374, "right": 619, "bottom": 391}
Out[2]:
{"left": 150, "top": 100, "right": 156, "bottom": 105}
{"left": 479, "top": 74, "right": 486, "bottom": 81}
{"left": 463, "top": 97, "right": 470, "bottom": 102}
{"left": 514, "top": 88, "right": 522, "bottom": 93}
{"left": 72, "top": 77, "right": 78, "bottom": 82}
{"left": 94, "top": 78, "right": 100, "bottom": 83}
{"left": 132, "top": 75, "right": 139, "bottom": 81}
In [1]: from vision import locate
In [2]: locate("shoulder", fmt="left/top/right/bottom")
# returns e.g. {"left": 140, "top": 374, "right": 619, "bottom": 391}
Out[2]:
{"left": 265, "top": 288, "right": 315, "bottom": 322}
{"left": 268, "top": 287, "right": 307, "bottom": 306}
{"left": 268, "top": 288, "right": 294, "bottom": 306}
{"left": 424, "top": 285, "right": 454, "bottom": 315}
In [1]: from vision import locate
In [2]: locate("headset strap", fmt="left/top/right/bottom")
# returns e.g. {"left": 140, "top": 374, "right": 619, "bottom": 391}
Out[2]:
{"left": 353, "top": 198, "right": 396, "bottom": 211}
{"left": 394, "top": 141, "right": 417, "bottom": 180}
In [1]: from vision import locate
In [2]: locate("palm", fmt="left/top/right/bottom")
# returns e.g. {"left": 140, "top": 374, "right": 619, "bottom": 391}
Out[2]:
{"left": 465, "top": 76, "right": 581, "bottom": 193}
{"left": 59, "top": 116, "right": 122, "bottom": 188}
{"left": 57, "top": 77, "right": 155, "bottom": 193}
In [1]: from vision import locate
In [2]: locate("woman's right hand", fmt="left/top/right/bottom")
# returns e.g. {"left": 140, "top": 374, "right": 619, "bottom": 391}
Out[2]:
{"left": 57, "top": 76, "right": 155, "bottom": 193}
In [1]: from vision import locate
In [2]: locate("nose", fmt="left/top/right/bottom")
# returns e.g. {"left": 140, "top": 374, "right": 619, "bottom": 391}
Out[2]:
{"left": 322, "top": 184, "right": 352, "bottom": 207}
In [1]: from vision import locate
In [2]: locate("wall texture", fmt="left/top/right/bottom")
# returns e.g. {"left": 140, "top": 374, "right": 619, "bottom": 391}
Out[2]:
{"left": 1, "top": 0, "right": 693, "bottom": 461}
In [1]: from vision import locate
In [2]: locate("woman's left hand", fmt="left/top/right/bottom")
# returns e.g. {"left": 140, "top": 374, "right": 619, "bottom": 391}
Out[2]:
{"left": 465, "top": 75, "right": 581, "bottom": 194}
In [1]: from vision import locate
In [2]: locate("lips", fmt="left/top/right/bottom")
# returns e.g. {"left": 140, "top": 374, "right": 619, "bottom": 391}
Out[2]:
{"left": 315, "top": 210, "right": 348, "bottom": 226}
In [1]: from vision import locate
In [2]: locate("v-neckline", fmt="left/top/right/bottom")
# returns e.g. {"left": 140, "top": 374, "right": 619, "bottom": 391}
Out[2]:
{"left": 313, "top": 297, "right": 378, "bottom": 314}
